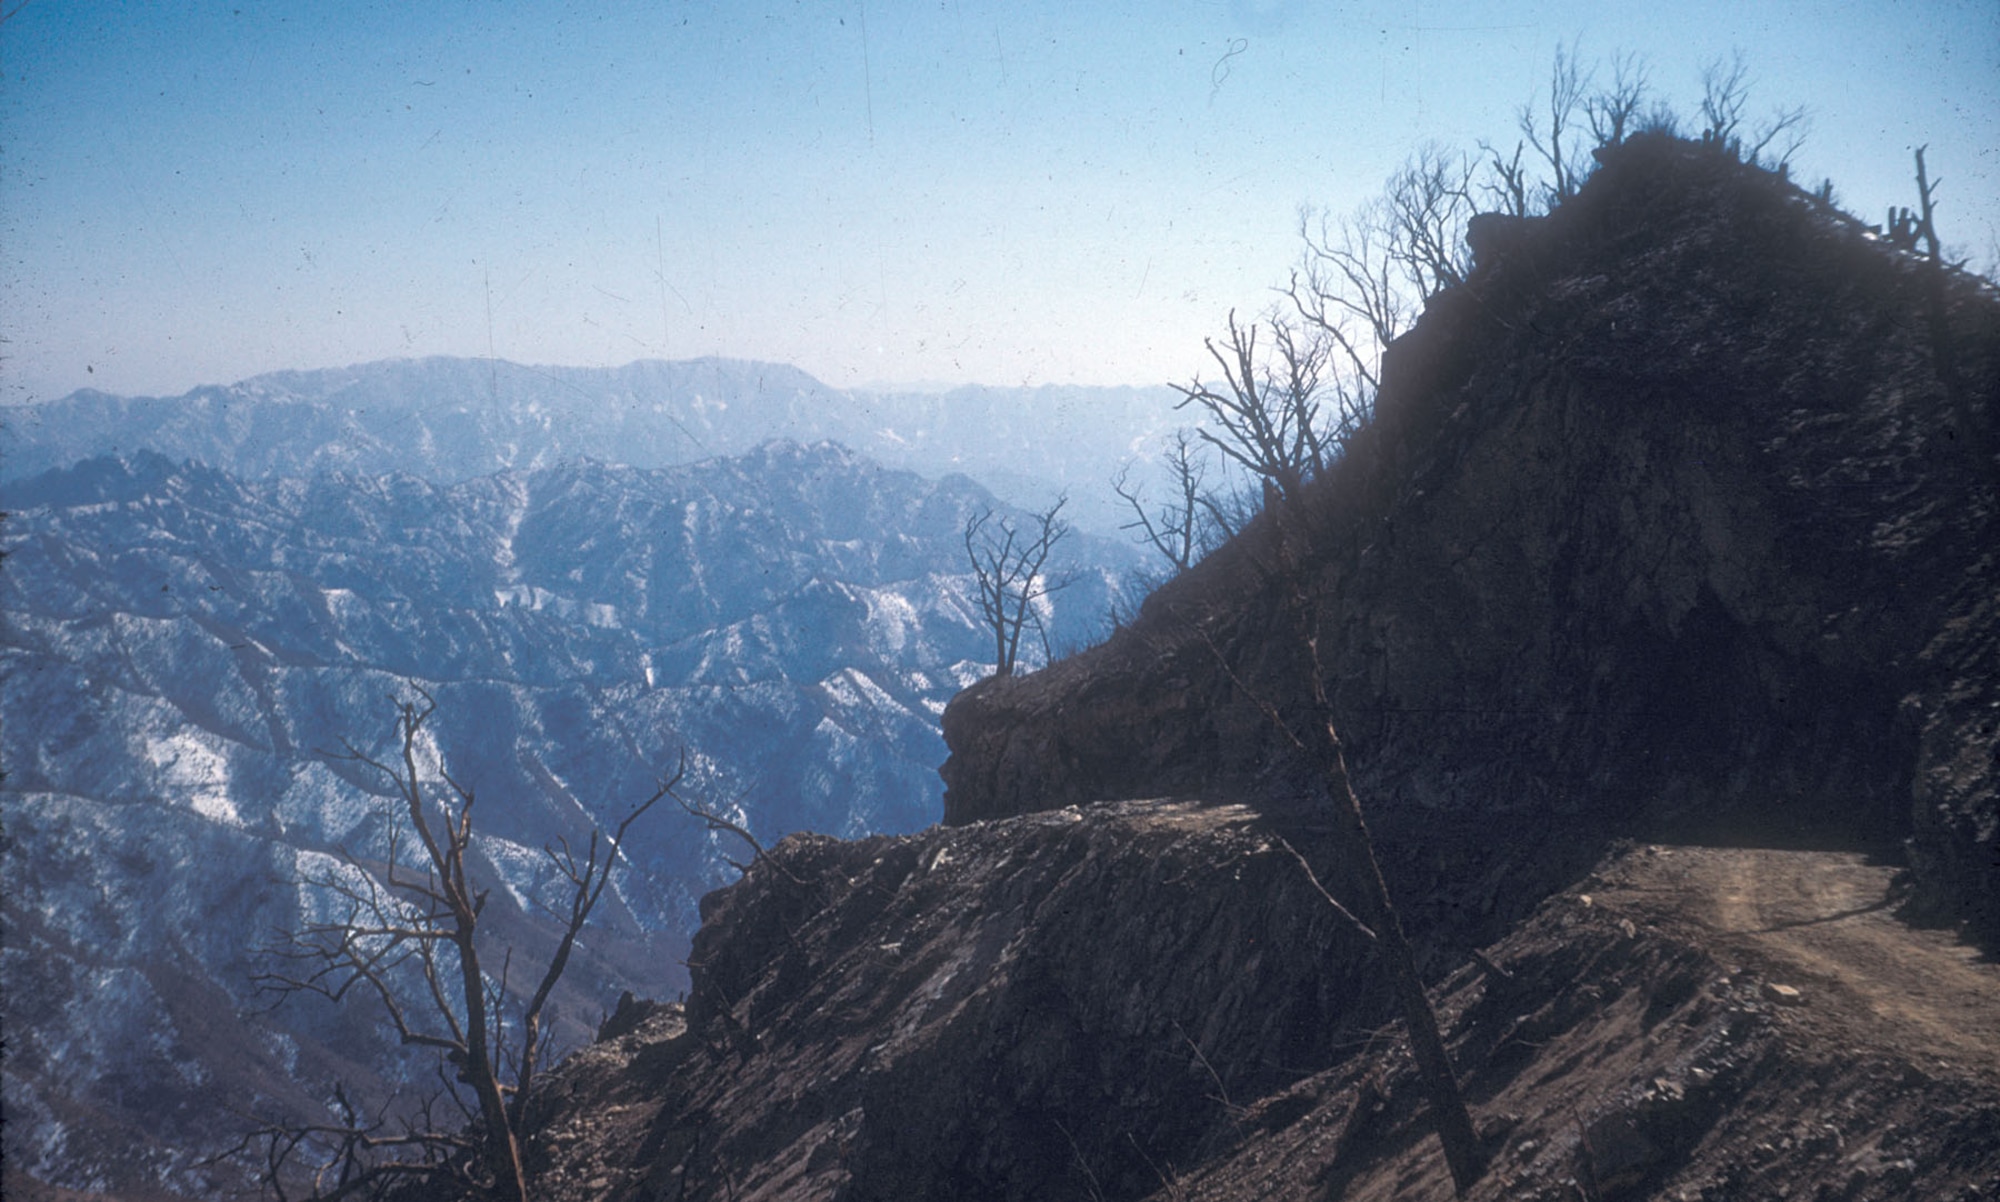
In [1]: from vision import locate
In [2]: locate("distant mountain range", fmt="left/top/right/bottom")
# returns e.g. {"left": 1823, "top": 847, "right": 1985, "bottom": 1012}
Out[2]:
{"left": 0, "top": 356, "right": 1183, "bottom": 534}
{"left": 1, "top": 392, "right": 1143, "bottom": 1194}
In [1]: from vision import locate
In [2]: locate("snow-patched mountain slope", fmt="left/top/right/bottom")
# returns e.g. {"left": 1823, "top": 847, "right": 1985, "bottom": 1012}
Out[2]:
{"left": 0, "top": 356, "right": 1179, "bottom": 533}
{"left": 0, "top": 440, "right": 1138, "bottom": 1197}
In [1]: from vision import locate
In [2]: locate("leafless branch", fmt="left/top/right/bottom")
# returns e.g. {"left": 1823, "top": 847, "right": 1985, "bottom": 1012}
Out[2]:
{"left": 1272, "top": 834, "right": 1378, "bottom": 942}
{"left": 1183, "top": 509, "right": 1487, "bottom": 1194}
{"left": 1584, "top": 51, "right": 1649, "bottom": 150}
{"left": 1698, "top": 50, "right": 1808, "bottom": 168}
{"left": 963, "top": 497, "right": 1072, "bottom": 677}
{"left": 1476, "top": 139, "right": 1532, "bottom": 219}
{"left": 1698, "top": 50, "right": 1752, "bottom": 149}
{"left": 1520, "top": 40, "right": 1591, "bottom": 205}
{"left": 1171, "top": 310, "right": 1344, "bottom": 511}
{"left": 1113, "top": 430, "right": 1239, "bottom": 573}
{"left": 232, "top": 688, "right": 681, "bottom": 1201}
{"left": 1745, "top": 103, "right": 1809, "bottom": 170}
{"left": 1286, "top": 143, "right": 1471, "bottom": 450}
{"left": 1380, "top": 144, "right": 1475, "bottom": 296}
{"left": 674, "top": 785, "right": 784, "bottom": 873}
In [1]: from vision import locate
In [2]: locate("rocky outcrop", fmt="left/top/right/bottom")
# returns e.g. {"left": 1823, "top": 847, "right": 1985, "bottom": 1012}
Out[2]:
{"left": 520, "top": 812, "right": 2000, "bottom": 1201}
{"left": 941, "top": 134, "right": 2000, "bottom": 944}
{"left": 521, "top": 801, "right": 1384, "bottom": 1201}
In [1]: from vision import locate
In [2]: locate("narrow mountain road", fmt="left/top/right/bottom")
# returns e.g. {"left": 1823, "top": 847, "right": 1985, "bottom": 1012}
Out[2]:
{"left": 1595, "top": 845, "right": 2000, "bottom": 1078}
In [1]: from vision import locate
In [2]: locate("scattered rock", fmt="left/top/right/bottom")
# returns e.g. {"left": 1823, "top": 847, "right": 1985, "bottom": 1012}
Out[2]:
{"left": 1584, "top": 1108, "right": 1665, "bottom": 1196}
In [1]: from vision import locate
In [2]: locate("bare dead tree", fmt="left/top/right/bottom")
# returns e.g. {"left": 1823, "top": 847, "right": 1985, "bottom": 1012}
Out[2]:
{"left": 1179, "top": 291, "right": 1487, "bottom": 1200}
{"left": 1519, "top": 40, "right": 1592, "bottom": 207}
{"left": 1697, "top": 50, "right": 1752, "bottom": 150}
{"left": 1476, "top": 137, "right": 1533, "bottom": 219}
{"left": 1274, "top": 579, "right": 1485, "bottom": 1195}
{"left": 1479, "top": 50, "right": 1643, "bottom": 221}
{"left": 1295, "top": 147, "right": 1475, "bottom": 341}
{"left": 214, "top": 1083, "right": 464, "bottom": 1202}
{"left": 1747, "top": 109, "right": 1808, "bottom": 171}
{"left": 1290, "top": 143, "right": 1475, "bottom": 410}
{"left": 1902, "top": 145, "right": 1978, "bottom": 456}
{"left": 1584, "top": 51, "right": 1650, "bottom": 149}
{"left": 234, "top": 688, "right": 680, "bottom": 1202}
{"left": 1291, "top": 213, "right": 1403, "bottom": 400}
{"left": 1699, "top": 50, "right": 1807, "bottom": 168}
{"left": 1379, "top": 144, "right": 1477, "bottom": 297}
{"left": 1911, "top": 144, "right": 1946, "bottom": 265}
{"left": 1196, "top": 495, "right": 1487, "bottom": 1195}
{"left": 1113, "top": 429, "right": 1236, "bottom": 573}
{"left": 1170, "top": 310, "right": 1352, "bottom": 512}
{"left": 1475, "top": 48, "right": 1660, "bottom": 226}
{"left": 674, "top": 788, "right": 768, "bottom": 872}
{"left": 963, "top": 497, "right": 1072, "bottom": 677}
{"left": 1179, "top": 206, "right": 1485, "bottom": 1187}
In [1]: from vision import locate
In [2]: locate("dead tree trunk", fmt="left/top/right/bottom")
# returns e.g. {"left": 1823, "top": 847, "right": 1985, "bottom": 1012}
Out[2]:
{"left": 240, "top": 689, "right": 679, "bottom": 1202}
{"left": 1258, "top": 502, "right": 1487, "bottom": 1196}
{"left": 1290, "top": 609, "right": 1486, "bottom": 1194}
{"left": 1172, "top": 259, "right": 1486, "bottom": 1193}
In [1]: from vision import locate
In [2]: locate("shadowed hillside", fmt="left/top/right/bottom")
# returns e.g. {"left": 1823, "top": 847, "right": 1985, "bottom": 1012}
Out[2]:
{"left": 943, "top": 132, "right": 1999, "bottom": 947}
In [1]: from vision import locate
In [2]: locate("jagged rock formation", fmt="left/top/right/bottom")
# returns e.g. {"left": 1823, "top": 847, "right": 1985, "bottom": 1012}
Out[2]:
{"left": 943, "top": 134, "right": 1999, "bottom": 945}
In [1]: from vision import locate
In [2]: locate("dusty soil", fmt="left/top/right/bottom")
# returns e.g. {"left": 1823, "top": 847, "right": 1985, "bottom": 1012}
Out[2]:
{"left": 520, "top": 820, "right": 2000, "bottom": 1202}
{"left": 1157, "top": 842, "right": 2000, "bottom": 1202}
{"left": 1591, "top": 846, "right": 2000, "bottom": 1079}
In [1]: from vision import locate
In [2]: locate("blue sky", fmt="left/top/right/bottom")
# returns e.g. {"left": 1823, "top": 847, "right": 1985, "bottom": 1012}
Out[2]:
{"left": 3, "top": 0, "right": 1996, "bottom": 402}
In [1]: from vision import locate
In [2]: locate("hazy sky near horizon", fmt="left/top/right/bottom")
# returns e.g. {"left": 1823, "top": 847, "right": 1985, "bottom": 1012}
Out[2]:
{"left": 3, "top": 0, "right": 1996, "bottom": 403}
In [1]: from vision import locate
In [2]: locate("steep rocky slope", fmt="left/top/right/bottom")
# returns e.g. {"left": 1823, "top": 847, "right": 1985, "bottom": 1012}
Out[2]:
{"left": 501, "top": 136, "right": 2000, "bottom": 1202}
{"left": 943, "top": 133, "right": 1999, "bottom": 945}
{"left": 517, "top": 804, "right": 2000, "bottom": 1201}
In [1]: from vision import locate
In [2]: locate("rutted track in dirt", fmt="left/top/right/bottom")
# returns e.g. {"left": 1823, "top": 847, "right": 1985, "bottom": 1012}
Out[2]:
{"left": 1141, "top": 839, "right": 2000, "bottom": 1201}
{"left": 1593, "top": 845, "right": 2000, "bottom": 1075}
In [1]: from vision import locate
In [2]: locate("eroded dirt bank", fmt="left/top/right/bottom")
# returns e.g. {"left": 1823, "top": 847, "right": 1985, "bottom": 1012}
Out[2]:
{"left": 518, "top": 808, "right": 2000, "bottom": 1201}
{"left": 1169, "top": 842, "right": 2000, "bottom": 1201}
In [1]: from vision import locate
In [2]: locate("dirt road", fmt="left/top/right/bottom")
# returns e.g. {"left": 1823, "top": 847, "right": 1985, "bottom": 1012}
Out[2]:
{"left": 1593, "top": 845, "right": 2000, "bottom": 1077}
